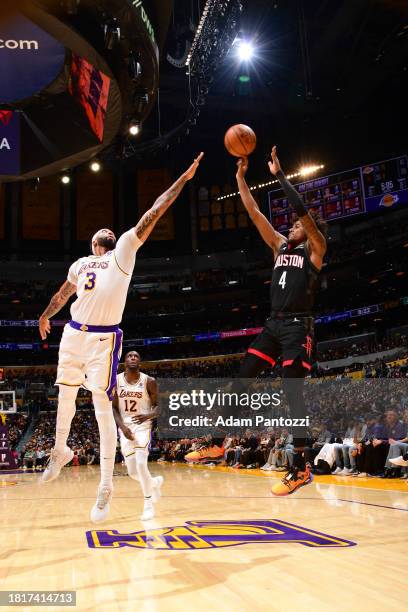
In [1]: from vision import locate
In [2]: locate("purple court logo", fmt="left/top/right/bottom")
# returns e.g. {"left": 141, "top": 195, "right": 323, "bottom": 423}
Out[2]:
{"left": 86, "top": 519, "right": 356, "bottom": 550}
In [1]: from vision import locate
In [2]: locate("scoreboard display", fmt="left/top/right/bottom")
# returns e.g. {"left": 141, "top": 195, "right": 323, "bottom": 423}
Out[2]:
{"left": 362, "top": 156, "right": 408, "bottom": 211}
{"left": 268, "top": 155, "right": 408, "bottom": 231}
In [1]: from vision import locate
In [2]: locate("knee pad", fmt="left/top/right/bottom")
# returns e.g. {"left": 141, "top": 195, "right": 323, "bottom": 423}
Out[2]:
{"left": 125, "top": 456, "right": 138, "bottom": 480}
{"left": 135, "top": 449, "right": 149, "bottom": 466}
{"left": 58, "top": 384, "right": 79, "bottom": 402}
{"left": 92, "top": 391, "right": 112, "bottom": 415}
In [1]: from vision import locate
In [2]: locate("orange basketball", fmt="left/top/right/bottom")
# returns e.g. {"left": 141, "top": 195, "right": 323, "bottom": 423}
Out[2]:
{"left": 224, "top": 124, "right": 256, "bottom": 157}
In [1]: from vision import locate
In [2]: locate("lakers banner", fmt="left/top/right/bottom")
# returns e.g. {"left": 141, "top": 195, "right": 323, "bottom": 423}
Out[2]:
{"left": 0, "top": 183, "right": 5, "bottom": 240}
{"left": 137, "top": 168, "right": 175, "bottom": 240}
{"left": 0, "top": 416, "right": 18, "bottom": 470}
{"left": 87, "top": 519, "right": 356, "bottom": 550}
{"left": 22, "top": 177, "right": 60, "bottom": 240}
{"left": 76, "top": 171, "right": 113, "bottom": 241}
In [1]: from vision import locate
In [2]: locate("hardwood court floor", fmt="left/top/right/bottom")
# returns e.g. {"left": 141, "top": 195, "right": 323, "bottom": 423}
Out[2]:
{"left": 0, "top": 464, "right": 407, "bottom": 612}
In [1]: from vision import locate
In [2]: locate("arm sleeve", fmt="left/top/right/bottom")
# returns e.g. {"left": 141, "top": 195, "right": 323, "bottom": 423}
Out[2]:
{"left": 275, "top": 170, "right": 307, "bottom": 217}
{"left": 67, "top": 261, "right": 79, "bottom": 285}
{"left": 114, "top": 229, "right": 143, "bottom": 275}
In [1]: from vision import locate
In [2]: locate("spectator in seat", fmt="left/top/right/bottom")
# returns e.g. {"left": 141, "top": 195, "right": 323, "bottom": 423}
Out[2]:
{"left": 383, "top": 409, "right": 408, "bottom": 478}
{"left": 333, "top": 420, "right": 366, "bottom": 476}
{"left": 303, "top": 422, "right": 332, "bottom": 466}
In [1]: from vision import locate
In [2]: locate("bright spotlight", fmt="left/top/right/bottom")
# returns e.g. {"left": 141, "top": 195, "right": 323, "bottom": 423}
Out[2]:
{"left": 90, "top": 161, "right": 101, "bottom": 173}
{"left": 237, "top": 41, "right": 254, "bottom": 62}
{"left": 129, "top": 120, "right": 141, "bottom": 136}
{"left": 61, "top": 175, "right": 70, "bottom": 184}
{"left": 299, "top": 164, "right": 324, "bottom": 177}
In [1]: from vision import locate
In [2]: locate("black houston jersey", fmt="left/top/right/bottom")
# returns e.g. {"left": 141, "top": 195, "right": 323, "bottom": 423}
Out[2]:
{"left": 270, "top": 242, "right": 320, "bottom": 314}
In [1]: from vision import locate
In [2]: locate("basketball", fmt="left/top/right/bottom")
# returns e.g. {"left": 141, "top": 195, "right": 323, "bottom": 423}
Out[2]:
{"left": 224, "top": 124, "right": 257, "bottom": 157}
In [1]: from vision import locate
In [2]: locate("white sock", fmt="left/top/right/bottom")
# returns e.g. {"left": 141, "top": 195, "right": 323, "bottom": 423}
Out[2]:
{"left": 93, "top": 392, "right": 117, "bottom": 490}
{"left": 125, "top": 455, "right": 139, "bottom": 481}
{"left": 135, "top": 450, "right": 154, "bottom": 498}
{"left": 54, "top": 385, "right": 78, "bottom": 453}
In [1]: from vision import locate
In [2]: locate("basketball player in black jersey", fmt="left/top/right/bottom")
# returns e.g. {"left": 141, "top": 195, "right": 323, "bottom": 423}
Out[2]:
{"left": 236, "top": 145, "right": 327, "bottom": 495}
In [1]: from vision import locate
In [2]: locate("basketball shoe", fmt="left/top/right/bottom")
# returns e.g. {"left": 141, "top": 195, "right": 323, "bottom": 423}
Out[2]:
{"left": 185, "top": 445, "right": 224, "bottom": 463}
{"left": 271, "top": 464, "right": 313, "bottom": 496}
{"left": 141, "top": 498, "right": 155, "bottom": 521}
{"left": 152, "top": 475, "right": 164, "bottom": 503}
{"left": 390, "top": 454, "right": 408, "bottom": 467}
{"left": 41, "top": 447, "right": 74, "bottom": 483}
{"left": 90, "top": 486, "right": 113, "bottom": 523}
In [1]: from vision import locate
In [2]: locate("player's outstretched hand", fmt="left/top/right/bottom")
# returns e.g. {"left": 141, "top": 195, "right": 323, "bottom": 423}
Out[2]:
{"left": 268, "top": 145, "right": 282, "bottom": 176}
{"left": 39, "top": 316, "right": 51, "bottom": 340}
{"left": 121, "top": 426, "right": 135, "bottom": 441}
{"left": 236, "top": 157, "right": 248, "bottom": 180}
{"left": 183, "top": 152, "right": 204, "bottom": 180}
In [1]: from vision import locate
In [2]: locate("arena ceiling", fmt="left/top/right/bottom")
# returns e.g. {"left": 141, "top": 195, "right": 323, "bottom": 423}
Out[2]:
{"left": 144, "top": 0, "right": 407, "bottom": 179}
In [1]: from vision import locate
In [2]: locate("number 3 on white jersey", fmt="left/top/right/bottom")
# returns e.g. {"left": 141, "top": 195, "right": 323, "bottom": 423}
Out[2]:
{"left": 279, "top": 271, "right": 287, "bottom": 289}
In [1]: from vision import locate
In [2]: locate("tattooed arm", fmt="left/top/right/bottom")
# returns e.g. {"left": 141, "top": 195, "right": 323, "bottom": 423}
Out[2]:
{"left": 268, "top": 145, "right": 326, "bottom": 269}
{"left": 135, "top": 152, "right": 204, "bottom": 243}
{"left": 38, "top": 280, "right": 77, "bottom": 339}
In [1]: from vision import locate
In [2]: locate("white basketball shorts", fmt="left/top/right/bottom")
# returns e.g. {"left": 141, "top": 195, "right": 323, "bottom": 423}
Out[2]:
{"left": 56, "top": 323, "right": 123, "bottom": 399}
{"left": 119, "top": 427, "right": 152, "bottom": 458}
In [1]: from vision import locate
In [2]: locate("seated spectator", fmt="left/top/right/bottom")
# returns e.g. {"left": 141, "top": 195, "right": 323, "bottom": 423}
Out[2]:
{"left": 333, "top": 420, "right": 367, "bottom": 475}
{"left": 383, "top": 409, "right": 408, "bottom": 478}
{"left": 304, "top": 422, "right": 332, "bottom": 467}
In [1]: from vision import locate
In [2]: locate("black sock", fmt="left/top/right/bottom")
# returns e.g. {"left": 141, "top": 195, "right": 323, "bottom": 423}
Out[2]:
{"left": 292, "top": 451, "right": 306, "bottom": 470}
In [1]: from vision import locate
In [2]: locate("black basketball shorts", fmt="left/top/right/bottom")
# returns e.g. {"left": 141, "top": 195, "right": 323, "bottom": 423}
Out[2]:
{"left": 247, "top": 316, "right": 314, "bottom": 370}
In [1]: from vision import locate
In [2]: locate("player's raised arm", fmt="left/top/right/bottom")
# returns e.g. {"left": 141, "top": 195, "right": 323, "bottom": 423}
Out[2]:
{"left": 38, "top": 280, "right": 77, "bottom": 340}
{"left": 236, "top": 157, "right": 286, "bottom": 257}
{"left": 268, "top": 145, "right": 327, "bottom": 268}
{"left": 134, "top": 152, "right": 204, "bottom": 244}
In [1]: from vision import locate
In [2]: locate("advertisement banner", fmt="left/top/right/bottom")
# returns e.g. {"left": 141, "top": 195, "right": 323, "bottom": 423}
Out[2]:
{"left": 137, "top": 168, "right": 175, "bottom": 240}
{"left": 0, "top": 110, "right": 20, "bottom": 175}
{"left": 76, "top": 170, "right": 113, "bottom": 241}
{"left": 0, "top": 182, "right": 5, "bottom": 239}
{"left": 0, "top": 14, "right": 65, "bottom": 104}
{"left": 22, "top": 176, "right": 60, "bottom": 240}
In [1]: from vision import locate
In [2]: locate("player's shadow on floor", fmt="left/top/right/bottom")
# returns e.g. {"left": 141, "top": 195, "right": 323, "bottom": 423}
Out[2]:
{"left": 4, "top": 553, "right": 90, "bottom": 578}
{"left": 78, "top": 552, "right": 288, "bottom": 605}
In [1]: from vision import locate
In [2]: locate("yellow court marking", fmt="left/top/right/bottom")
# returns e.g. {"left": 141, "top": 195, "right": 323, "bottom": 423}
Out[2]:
{"left": 176, "top": 462, "right": 408, "bottom": 492}
{"left": 0, "top": 480, "right": 18, "bottom": 487}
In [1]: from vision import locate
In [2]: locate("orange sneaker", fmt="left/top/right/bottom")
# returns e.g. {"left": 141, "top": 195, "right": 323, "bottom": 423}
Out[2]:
{"left": 185, "top": 445, "right": 224, "bottom": 463}
{"left": 271, "top": 464, "right": 313, "bottom": 496}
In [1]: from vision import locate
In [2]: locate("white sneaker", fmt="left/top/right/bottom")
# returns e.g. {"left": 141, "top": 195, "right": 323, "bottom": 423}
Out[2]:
{"left": 141, "top": 498, "right": 155, "bottom": 521}
{"left": 90, "top": 486, "right": 113, "bottom": 523}
{"left": 357, "top": 472, "right": 368, "bottom": 478}
{"left": 41, "top": 447, "right": 74, "bottom": 483}
{"left": 339, "top": 468, "right": 353, "bottom": 476}
{"left": 261, "top": 463, "right": 271, "bottom": 471}
{"left": 152, "top": 476, "right": 164, "bottom": 503}
{"left": 332, "top": 467, "right": 343, "bottom": 475}
{"left": 390, "top": 456, "right": 408, "bottom": 467}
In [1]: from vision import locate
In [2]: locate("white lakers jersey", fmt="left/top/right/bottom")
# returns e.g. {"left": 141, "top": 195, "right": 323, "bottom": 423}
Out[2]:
{"left": 67, "top": 229, "right": 142, "bottom": 325}
{"left": 116, "top": 371, "right": 152, "bottom": 430}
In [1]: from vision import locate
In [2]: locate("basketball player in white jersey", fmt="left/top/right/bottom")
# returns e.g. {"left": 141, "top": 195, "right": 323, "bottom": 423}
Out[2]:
{"left": 113, "top": 351, "right": 161, "bottom": 520}
{"left": 38, "top": 152, "right": 204, "bottom": 522}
